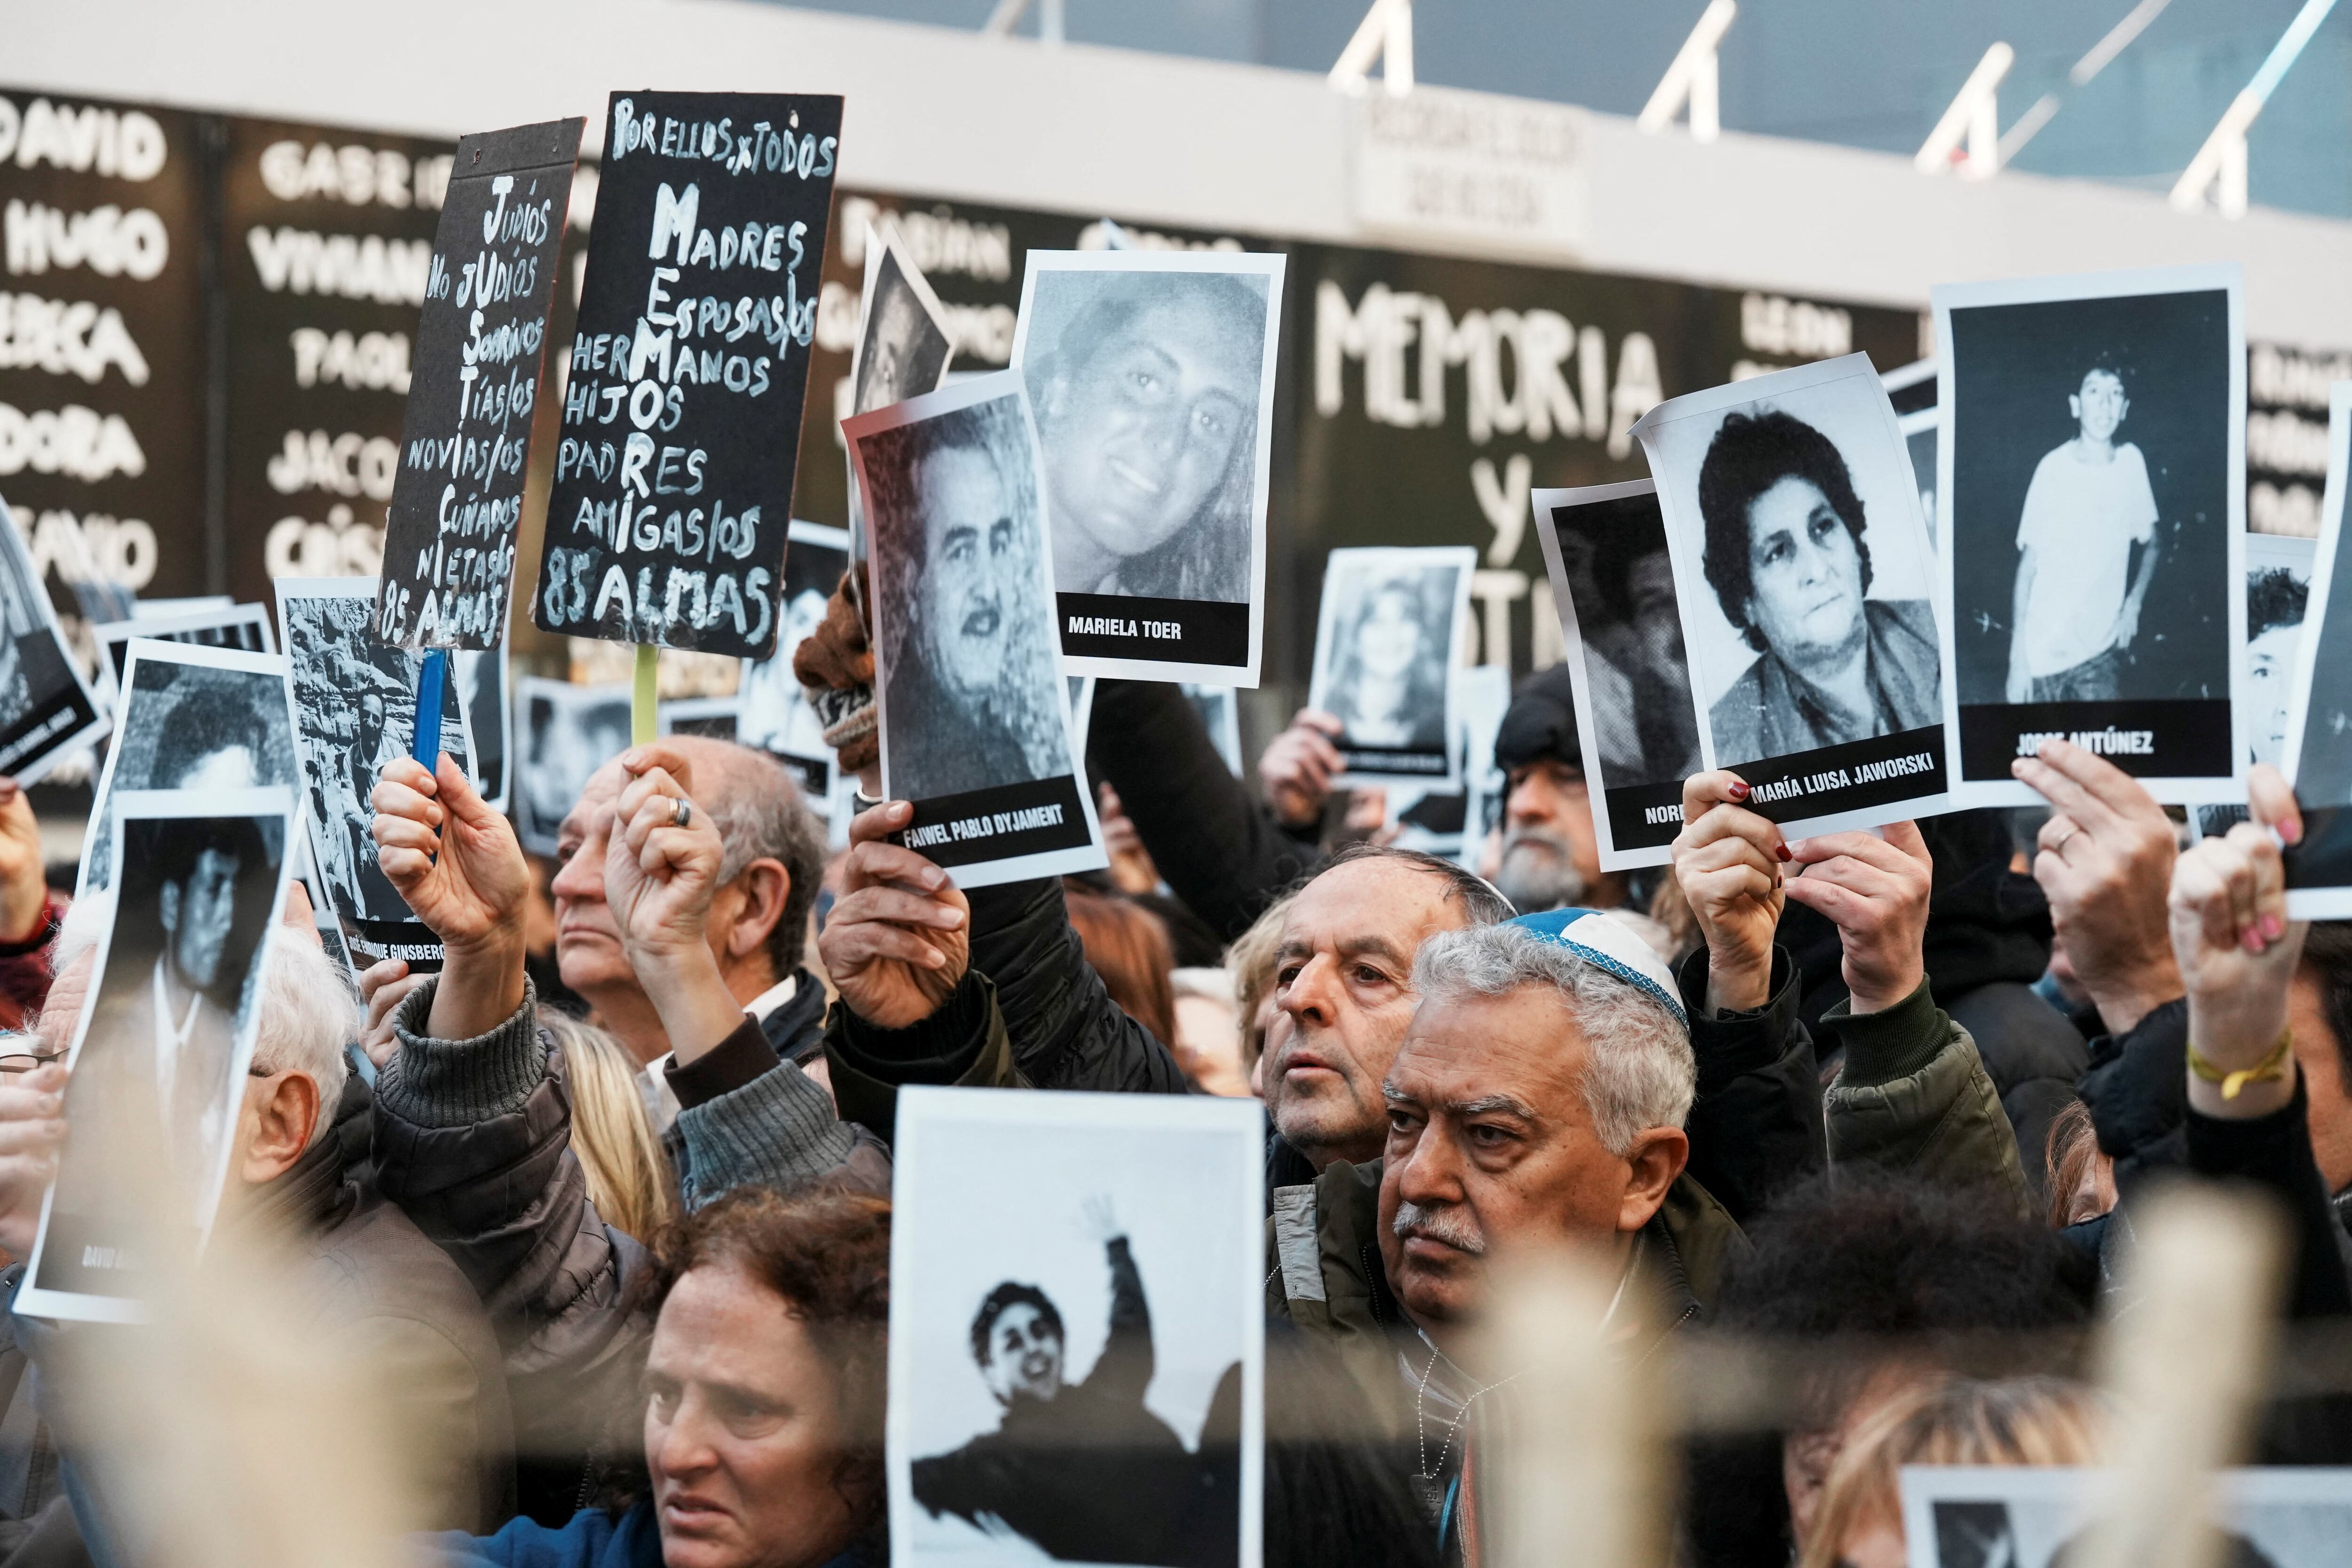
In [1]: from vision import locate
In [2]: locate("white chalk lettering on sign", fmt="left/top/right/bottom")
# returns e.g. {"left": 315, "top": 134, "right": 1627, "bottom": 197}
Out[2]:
{"left": 0, "top": 292, "right": 151, "bottom": 385}
{"left": 0, "top": 400, "right": 145, "bottom": 483}
{"left": 536, "top": 93, "right": 840, "bottom": 657}
{"left": 5, "top": 200, "right": 170, "bottom": 281}
{"left": 377, "top": 120, "right": 583, "bottom": 649}
{"left": 0, "top": 98, "right": 167, "bottom": 181}
{"left": 246, "top": 226, "right": 431, "bottom": 305}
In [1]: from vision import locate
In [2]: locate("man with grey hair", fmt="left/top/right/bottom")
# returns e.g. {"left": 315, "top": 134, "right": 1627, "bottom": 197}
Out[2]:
{"left": 362, "top": 734, "right": 830, "bottom": 1133}
{"left": 0, "top": 890, "right": 514, "bottom": 1535}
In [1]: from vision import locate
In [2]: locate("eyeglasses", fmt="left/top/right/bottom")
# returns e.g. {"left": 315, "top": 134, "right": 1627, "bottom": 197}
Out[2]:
{"left": 0, "top": 1053, "right": 63, "bottom": 1074}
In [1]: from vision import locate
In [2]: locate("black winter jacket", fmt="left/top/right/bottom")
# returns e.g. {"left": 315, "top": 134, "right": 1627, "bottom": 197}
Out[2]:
{"left": 1087, "top": 679, "right": 1323, "bottom": 943}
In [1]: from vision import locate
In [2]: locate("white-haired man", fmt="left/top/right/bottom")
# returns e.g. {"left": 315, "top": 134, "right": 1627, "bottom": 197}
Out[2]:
{"left": 0, "top": 894, "right": 514, "bottom": 1536}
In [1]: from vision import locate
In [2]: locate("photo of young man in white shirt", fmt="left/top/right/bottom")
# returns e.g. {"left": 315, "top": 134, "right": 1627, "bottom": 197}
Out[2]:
{"left": 2005, "top": 364, "right": 2161, "bottom": 704}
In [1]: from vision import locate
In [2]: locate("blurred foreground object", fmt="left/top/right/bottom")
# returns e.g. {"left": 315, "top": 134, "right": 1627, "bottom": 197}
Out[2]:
{"left": 2074, "top": 1182, "right": 2288, "bottom": 1568}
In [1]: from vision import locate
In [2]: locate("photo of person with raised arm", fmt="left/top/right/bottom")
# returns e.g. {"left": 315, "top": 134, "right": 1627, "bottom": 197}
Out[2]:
{"left": 913, "top": 1196, "right": 1233, "bottom": 1568}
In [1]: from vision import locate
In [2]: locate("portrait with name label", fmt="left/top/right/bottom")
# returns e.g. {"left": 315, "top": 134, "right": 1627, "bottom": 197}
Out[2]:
{"left": 20, "top": 786, "right": 296, "bottom": 1324}
{"left": 1531, "top": 480, "right": 1702, "bottom": 870}
{"left": 2279, "top": 386, "right": 2352, "bottom": 914}
{"left": 1634, "top": 353, "right": 1950, "bottom": 836}
{"left": 1936, "top": 264, "right": 2244, "bottom": 805}
{"left": 275, "top": 577, "right": 471, "bottom": 974}
{"left": 1308, "top": 545, "right": 1474, "bottom": 789}
{"left": 0, "top": 498, "right": 108, "bottom": 784}
{"left": 738, "top": 518, "right": 849, "bottom": 793}
{"left": 93, "top": 602, "right": 275, "bottom": 692}
{"left": 514, "top": 676, "right": 631, "bottom": 857}
{"left": 2196, "top": 531, "right": 2312, "bottom": 842}
{"left": 1899, "top": 1463, "right": 2352, "bottom": 1568}
{"left": 77, "top": 640, "right": 297, "bottom": 900}
{"left": 1012, "top": 250, "right": 1285, "bottom": 686}
{"left": 848, "top": 372, "right": 1105, "bottom": 890}
{"left": 888, "top": 1087, "right": 1263, "bottom": 1568}
{"left": 534, "top": 91, "right": 841, "bottom": 658}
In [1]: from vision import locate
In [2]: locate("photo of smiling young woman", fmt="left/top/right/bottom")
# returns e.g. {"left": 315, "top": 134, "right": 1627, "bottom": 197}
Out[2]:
{"left": 1013, "top": 251, "right": 1286, "bottom": 684}
{"left": 1634, "top": 354, "right": 1950, "bottom": 835}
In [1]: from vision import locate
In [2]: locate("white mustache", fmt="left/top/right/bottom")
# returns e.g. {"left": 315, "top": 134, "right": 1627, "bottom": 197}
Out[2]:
{"left": 1392, "top": 1200, "right": 1485, "bottom": 1255}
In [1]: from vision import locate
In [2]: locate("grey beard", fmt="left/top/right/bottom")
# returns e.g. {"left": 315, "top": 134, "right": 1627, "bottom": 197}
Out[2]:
{"left": 1392, "top": 1199, "right": 1485, "bottom": 1255}
{"left": 1494, "top": 827, "right": 1586, "bottom": 915}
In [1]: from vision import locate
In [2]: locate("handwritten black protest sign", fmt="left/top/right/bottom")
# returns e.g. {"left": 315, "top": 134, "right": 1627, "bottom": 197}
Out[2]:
{"left": 533, "top": 92, "right": 840, "bottom": 659}
{"left": 374, "top": 119, "right": 582, "bottom": 650}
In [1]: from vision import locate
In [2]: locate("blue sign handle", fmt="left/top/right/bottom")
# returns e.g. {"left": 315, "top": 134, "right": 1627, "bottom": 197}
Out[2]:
{"left": 412, "top": 649, "right": 448, "bottom": 770}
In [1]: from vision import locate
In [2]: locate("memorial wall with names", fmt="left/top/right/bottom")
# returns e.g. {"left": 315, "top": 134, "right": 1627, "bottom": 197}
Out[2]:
{"left": 3, "top": 84, "right": 2323, "bottom": 718}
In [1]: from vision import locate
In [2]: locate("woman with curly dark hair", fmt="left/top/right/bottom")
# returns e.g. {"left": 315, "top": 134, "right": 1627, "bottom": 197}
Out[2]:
{"left": 1698, "top": 408, "right": 1940, "bottom": 762}
{"left": 425, "top": 1189, "right": 891, "bottom": 1568}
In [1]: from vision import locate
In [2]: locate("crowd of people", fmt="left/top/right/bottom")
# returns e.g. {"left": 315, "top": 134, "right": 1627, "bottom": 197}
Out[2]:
{"left": 0, "top": 562, "right": 2338, "bottom": 1568}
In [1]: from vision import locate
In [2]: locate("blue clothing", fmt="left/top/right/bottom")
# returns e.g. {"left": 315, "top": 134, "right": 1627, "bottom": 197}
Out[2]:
{"left": 422, "top": 1504, "right": 662, "bottom": 1568}
{"left": 423, "top": 1504, "right": 867, "bottom": 1568}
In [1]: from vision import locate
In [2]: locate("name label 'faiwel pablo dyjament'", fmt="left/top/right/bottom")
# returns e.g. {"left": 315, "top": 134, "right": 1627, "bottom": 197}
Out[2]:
{"left": 1068, "top": 613, "right": 1182, "bottom": 641}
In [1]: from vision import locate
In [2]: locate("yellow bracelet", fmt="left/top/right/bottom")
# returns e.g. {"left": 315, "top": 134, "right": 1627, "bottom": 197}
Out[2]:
{"left": 2187, "top": 1027, "right": 2295, "bottom": 1101}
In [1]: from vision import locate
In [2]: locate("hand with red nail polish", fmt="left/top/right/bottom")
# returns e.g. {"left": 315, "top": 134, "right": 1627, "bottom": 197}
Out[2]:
{"left": 819, "top": 799, "right": 972, "bottom": 1029}
{"left": 1671, "top": 770, "right": 1784, "bottom": 1014}
{"left": 2169, "top": 808, "right": 2302, "bottom": 1121}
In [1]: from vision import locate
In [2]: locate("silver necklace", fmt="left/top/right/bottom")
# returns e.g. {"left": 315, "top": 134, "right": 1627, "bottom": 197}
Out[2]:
{"left": 1414, "top": 1340, "right": 1518, "bottom": 1490}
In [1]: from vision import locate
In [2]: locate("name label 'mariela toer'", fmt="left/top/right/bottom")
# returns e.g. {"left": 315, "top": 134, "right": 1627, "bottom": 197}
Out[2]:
{"left": 1067, "top": 614, "right": 1182, "bottom": 641}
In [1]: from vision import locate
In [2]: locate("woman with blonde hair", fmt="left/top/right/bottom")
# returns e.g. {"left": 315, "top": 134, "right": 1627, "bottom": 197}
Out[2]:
{"left": 1800, "top": 1376, "right": 2106, "bottom": 1568}
{"left": 538, "top": 1009, "right": 676, "bottom": 1244}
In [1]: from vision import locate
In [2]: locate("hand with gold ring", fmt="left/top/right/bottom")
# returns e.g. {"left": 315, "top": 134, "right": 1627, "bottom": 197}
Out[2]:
{"left": 607, "top": 743, "right": 733, "bottom": 1044}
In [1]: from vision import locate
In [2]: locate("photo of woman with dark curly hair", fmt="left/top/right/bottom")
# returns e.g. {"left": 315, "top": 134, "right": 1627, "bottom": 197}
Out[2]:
{"left": 1633, "top": 354, "right": 1948, "bottom": 831}
{"left": 1697, "top": 407, "right": 1941, "bottom": 761}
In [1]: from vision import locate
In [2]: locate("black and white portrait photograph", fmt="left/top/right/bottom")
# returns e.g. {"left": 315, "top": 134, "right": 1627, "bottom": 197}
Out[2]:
{"left": 0, "top": 498, "right": 110, "bottom": 785}
{"left": 659, "top": 697, "right": 739, "bottom": 742}
{"left": 1069, "top": 674, "right": 1097, "bottom": 760}
{"left": 1899, "top": 1464, "right": 2352, "bottom": 1568}
{"left": 2199, "top": 532, "right": 2315, "bottom": 842}
{"left": 276, "top": 577, "right": 473, "bottom": 973}
{"left": 739, "top": 519, "right": 851, "bottom": 787}
{"left": 1532, "top": 480, "right": 1704, "bottom": 869}
{"left": 513, "top": 677, "right": 632, "bottom": 858}
{"left": 20, "top": 786, "right": 296, "bottom": 1324}
{"left": 1012, "top": 250, "right": 1286, "bottom": 685}
{"left": 455, "top": 639, "right": 509, "bottom": 814}
{"left": 852, "top": 222, "right": 956, "bottom": 420}
{"left": 848, "top": 372, "right": 1105, "bottom": 889}
{"left": 77, "top": 641, "right": 298, "bottom": 899}
{"left": 1307, "top": 546, "right": 1475, "bottom": 789}
{"left": 1181, "top": 683, "right": 1243, "bottom": 776}
{"left": 1634, "top": 352, "right": 1950, "bottom": 836}
{"left": 1936, "top": 263, "right": 2244, "bottom": 805}
{"left": 2280, "top": 385, "right": 2352, "bottom": 914}
{"left": 888, "top": 1086, "right": 1263, "bottom": 1568}
{"left": 92, "top": 602, "right": 275, "bottom": 691}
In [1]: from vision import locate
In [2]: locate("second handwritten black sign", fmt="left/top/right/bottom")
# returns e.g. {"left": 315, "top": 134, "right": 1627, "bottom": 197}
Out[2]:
{"left": 533, "top": 91, "right": 841, "bottom": 659}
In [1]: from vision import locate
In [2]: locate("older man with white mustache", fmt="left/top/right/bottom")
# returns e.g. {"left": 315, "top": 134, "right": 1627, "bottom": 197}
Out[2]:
{"left": 1266, "top": 768, "right": 2031, "bottom": 1562}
